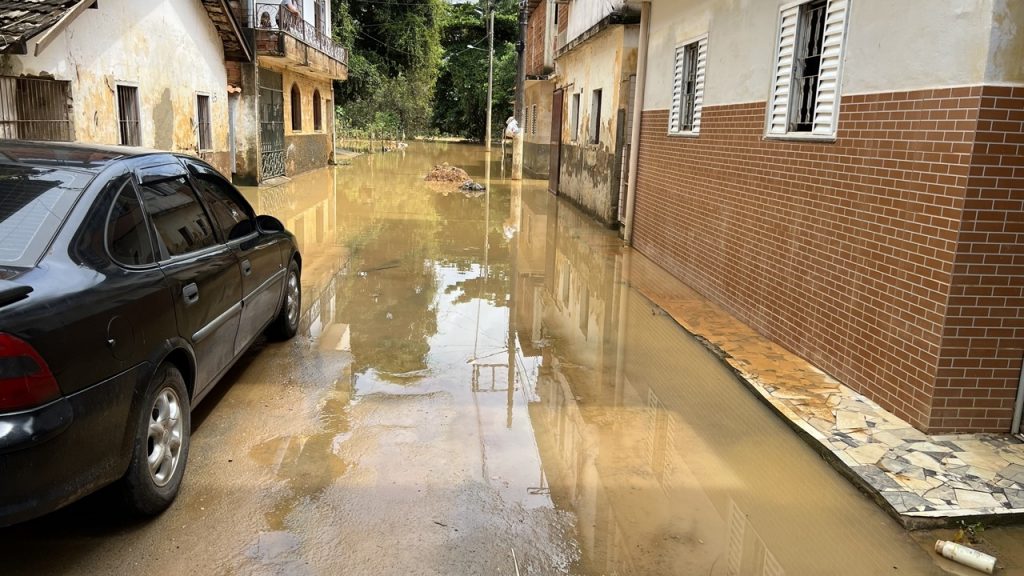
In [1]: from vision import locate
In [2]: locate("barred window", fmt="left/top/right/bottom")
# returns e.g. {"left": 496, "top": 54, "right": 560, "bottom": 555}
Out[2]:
{"left": 116, "top": 85, "right": 141, "bottom": 146}
{"left": 767, "top": 0, "right": 849, "bottom": 137}
{"left": 0, "top": 76, "right": 73, "bottom": 141}
{"left": 197, "top": 94, "right": 212, "bottom": 151}
{"left": 669, "top": 36, "right": 706, "bottom": 135}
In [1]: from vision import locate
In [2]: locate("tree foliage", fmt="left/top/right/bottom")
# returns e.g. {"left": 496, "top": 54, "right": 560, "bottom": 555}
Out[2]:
{"left": 333, "top": 0, "right": 445, "bottom": 136}
{"left": 431, "top": 0, "right": 519, "bottom": 140}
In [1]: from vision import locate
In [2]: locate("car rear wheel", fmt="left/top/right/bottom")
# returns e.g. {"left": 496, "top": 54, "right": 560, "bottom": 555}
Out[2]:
{"left": 267, "top": 259, "right": 300, "bottom": 341}
{"left": 120, "top": 364, "right": 191, "bottom": 516}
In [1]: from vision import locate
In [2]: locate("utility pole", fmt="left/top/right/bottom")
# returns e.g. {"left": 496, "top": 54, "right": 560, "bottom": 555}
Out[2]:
{"left": 485, "top": 0, "right": 494, "bottom": 150}
{"left": 511, "top": 0, "right": 527, "bottom": 179}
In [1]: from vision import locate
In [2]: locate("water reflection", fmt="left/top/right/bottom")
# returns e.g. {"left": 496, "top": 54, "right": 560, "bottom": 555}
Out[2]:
{"left": 238, "top": 143, "right": 944, "bottom": 575}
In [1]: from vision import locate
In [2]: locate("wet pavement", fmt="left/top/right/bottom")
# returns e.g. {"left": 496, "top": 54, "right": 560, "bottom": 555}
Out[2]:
{"left": 2, "top": 142, "right": 1023, "bottom": 575}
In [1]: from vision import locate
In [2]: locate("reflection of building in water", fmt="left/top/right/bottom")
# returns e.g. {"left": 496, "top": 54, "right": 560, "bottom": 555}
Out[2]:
{"left": 727, "top": 500, "right": 784, "bottom": 576}
{"left": 518, "top": 192, "right": 786, "bottom": 575}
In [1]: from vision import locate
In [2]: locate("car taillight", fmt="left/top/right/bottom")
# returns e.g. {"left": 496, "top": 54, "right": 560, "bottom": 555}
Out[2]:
{"left": 0, "top": 333, "right": 60, "bottom": 411}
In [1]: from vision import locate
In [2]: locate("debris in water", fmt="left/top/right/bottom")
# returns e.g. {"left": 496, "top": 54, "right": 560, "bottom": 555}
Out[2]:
{"left": 460, "top": 180, "right": 485, "bottom": 191}
{"left": 934, "top": 540, "right": 996, "bottom": 574}
{"left": 425, "top": 162, "right": 469, "bottom": 182}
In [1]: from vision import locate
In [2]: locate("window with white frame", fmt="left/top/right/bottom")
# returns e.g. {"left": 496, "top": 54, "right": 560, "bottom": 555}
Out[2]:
{"left": 589, "top": 89, "right": 601, "bottom": 144}
{"left": 766, "top": 0, "right": 849, "bottom": 137}
{"left": 531, "top": 104, "right": 537, "bottom": 134}
{"left": 669, "top": 36, "right": 706, "bottom": 135}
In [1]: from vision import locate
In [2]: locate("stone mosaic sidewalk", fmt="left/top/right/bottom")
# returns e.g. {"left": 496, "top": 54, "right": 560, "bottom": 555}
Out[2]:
{"left": 625, "top": 251, "right": 1024, "bottom": 528}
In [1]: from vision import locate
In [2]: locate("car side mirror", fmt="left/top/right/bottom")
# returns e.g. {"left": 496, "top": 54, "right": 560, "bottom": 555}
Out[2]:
{"left": 256, "top": 215, "right": 285, "bottom": 233}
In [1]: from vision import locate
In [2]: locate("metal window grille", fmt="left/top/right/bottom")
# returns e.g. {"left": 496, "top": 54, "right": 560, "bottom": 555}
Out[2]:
{"left": 679, "top": 44, "right": 698, "bottom": 131}
{"left": 531, "top": 104, "right": 537, "bottom": 135}
{"left": 791, "top": 0, "right": 827, "bottom": 132}
{"left": 117, "top": 85, "right": 141, "bottom": 146}
{"left": 0, "top": 76, "right": 72, "bottom": 141}
{"left": 197, "top": 95, "right": 212, "bottom": 151}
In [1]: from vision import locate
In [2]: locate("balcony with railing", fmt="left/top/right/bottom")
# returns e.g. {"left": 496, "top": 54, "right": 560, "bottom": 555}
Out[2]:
{"left": 250, "top": 3, "right": 348, "bottom": 80}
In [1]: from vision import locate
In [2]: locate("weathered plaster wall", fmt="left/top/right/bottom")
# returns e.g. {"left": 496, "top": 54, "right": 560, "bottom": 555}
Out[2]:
{"left": 281, "top": 67, "right": 332, "bottom": 175}
{"left": 2, "top": 0, "right": 230, "bottom": 173}
{"left": 987, "top": 0, "right": 1024, "bottom": 84}
{"left": 232, "top": 64, "right": 261, "bottom": 185}
{"left": 644, "top": 0, "right": 1007, "bottom": 111}
{"left": 281, "top": 68, "right": 332, "bottom": 137}
{"left": 556, "top": 25, "right": 637, "bottom": 224}
{"left": 524, "top": 79, "right": 553, "bottom": 177}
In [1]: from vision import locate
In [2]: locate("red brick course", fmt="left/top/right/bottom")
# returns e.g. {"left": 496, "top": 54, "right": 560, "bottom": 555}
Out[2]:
{"left": 526, "top": 1, "right": 547, "bottom": 77}
{"left": 632, "top": 85, "right": 1024, "bottom": 433}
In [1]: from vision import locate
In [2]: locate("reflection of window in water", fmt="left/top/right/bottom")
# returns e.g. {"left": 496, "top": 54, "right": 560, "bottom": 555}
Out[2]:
{"left": 727, "top": 500, "right": 784, "bottom": 576}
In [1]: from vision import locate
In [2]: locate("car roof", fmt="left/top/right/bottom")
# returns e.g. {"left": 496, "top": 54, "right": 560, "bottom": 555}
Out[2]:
{"left": 0, "top": 140, "right": 168, "bottom": 173}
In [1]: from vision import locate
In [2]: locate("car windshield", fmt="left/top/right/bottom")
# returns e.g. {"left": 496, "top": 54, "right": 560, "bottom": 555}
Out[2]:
{"left": 0, "top": 164, "right": 93, "bottom": 268}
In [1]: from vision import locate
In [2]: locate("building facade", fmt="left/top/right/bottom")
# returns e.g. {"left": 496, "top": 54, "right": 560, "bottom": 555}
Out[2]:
{"left": 523, "top": 0, "right": 639, "bottom": 226}
{"left": 629, "top": 0, "right": 1024, "bottom": 433}
{"left": 0, "top": 0, "right": 242, "bottom": 175}
{"left": 0, "top": 0, "right": 347, "bottom": 185}
{"left": 227, "top": 0, "right": 347, "bottom": 184}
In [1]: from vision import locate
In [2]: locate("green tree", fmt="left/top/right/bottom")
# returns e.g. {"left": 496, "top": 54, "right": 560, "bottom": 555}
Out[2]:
{"left": 333, "top": 0, "right": 445, "bottom": 136}
{"left": 431, "top": 0, "right": 519, "bottom": 140}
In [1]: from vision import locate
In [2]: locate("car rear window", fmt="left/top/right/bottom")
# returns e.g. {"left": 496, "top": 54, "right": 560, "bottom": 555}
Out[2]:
{"left": 0, "top": 165, "right": 92, "bottom": 268}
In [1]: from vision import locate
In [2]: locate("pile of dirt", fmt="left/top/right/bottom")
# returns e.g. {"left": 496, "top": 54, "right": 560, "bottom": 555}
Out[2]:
{"left": 425, "top": 162, "right": 469, "bottom": 182}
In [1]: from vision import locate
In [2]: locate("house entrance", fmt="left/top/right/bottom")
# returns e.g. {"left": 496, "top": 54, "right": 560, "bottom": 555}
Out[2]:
{"left": 258, "top": 68, "right": 285, "bottom": 179}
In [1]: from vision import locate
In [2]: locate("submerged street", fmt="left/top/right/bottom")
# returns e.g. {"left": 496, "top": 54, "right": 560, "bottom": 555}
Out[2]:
{"left": 2, "top": 143, "right": 1023, "bottom": 575}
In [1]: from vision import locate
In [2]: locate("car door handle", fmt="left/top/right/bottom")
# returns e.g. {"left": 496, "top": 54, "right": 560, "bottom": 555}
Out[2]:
{"left": 183, "top": 283, "right": 199, "bottom": 305}
{"left": 242, "top": 259, "right": 252, "bottom": 277}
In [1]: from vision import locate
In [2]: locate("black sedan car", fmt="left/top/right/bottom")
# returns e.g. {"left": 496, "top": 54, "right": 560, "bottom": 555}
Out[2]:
{"left": 0, "top": 142, "right": 301, "bottom": 526}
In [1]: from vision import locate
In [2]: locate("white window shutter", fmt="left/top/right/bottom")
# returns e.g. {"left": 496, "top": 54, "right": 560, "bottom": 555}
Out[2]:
{"left": 767, "top": 5, "right": 799, "bottom": 135}
{"left": 692, "top": 37, "right": 707, "bottom": 133}
{"left": 813, "top": 0, "right": 849, "bottom": 136}
{"left": 669, "top": 45, "right": 684, "bottom": 133}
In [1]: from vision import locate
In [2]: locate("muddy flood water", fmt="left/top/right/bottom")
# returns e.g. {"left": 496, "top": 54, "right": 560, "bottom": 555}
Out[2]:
{"left": 2, "top": 142, "right": 1023, "bottom": 575}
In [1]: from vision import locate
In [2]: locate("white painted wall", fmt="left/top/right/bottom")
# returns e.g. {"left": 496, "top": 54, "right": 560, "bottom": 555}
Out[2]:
{"left": 644, "top": 0, "right": 1011, "bottom": 111}
{"left": 3, "top": 0, "right": 229, "bottom": 156}
{"left": 567, "top": 0, "right": 628, "bottom": 43}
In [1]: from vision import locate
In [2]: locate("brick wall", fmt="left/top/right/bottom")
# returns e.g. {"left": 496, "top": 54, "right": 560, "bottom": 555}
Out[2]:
{"left": 526, "top": 1, "right": 547, "bottom": 77}
{"left": 933, "top": 86, "right": 1024, "bottom": 431}
{"left": 632, "top": 86, "right": 1024, "bottom": 433}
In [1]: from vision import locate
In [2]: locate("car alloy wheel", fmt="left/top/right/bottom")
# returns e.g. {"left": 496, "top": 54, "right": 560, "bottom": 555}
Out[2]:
{"left": 147, "top": 386, "right": 184, "bottom": 487}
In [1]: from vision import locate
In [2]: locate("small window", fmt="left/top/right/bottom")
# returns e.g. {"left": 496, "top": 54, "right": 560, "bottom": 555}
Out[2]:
{"left": 570, "top": 92, "right": 580, "bottom": 141}
{"left": 290, "top": 84, "right": 302, "bottom": 131}
{"left": 189, "top": 168, "right": 255, "bottom": 241}
{"left": 313, "top": 89, "right": 322, "bottom": 131}
{"left": 589, "top": 89, "right": 601, "bottom": 144}
{"left": 106, "top": 180, "right": 156, "bottom": 266}
{"left": 138, "top": 176, "right": 218, "bottom": 258}
{"left": 196, "top": 94, "right": 212, "bottom": 151}
{"left": 116, "top": 85, "right": 141, "bottom": 146}
{"left": 524, "top": 106, "right": 530, "bottom": 139}
{"left": 531, "top": 104, "right": 537, "bottom": 135}
{"left": 669, "top": 36, "right": 707, "bottom": 135}
{"left": 767, "top": 0, "right": 849, "bottom": 137}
